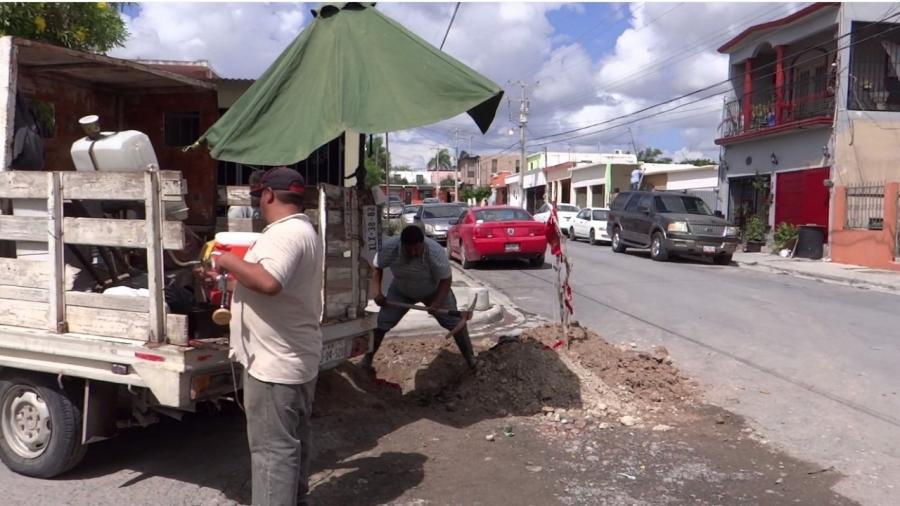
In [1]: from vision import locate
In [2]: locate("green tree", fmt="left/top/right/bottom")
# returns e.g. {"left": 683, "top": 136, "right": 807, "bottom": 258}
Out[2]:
{"left": 389, "top": 174, "right": 409, "bottom": 185}
{"left": 440, "top": 177, "right": 455, "bottom": 187}
{"left": 0, "top": 3, "right": 128, "bottom": 52}
{"left": 461, "top": 186, "right": 492, "bottom": 203}
{"left": 680, "top": 158, "right": 717, "bottom": 166}
{"left": 636, "top": 147, "right": 673, "bottom": 164}
{"left": 364, "top": 135, "right": 390, "bottom": 188}
{"left": 428, "top": 149, "right": 452, "bottom": 171}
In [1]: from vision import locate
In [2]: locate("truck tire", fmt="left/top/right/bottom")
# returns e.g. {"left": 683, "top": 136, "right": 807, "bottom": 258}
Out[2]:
{"left": 0, "top": 375, "right": 87, "bottom": 478}
{"left": 589, "top": 229, "right": 598, "bottom": 245}
{"left": 569, "top": 227, "right": 576, "bottom": 240}
{"left": 611, "top": 228, "right": 627, "bottom": 253}
{"left": 529, "top": 255, "right": 545, "bottom": 268}
{"left": 713, "top": 253, "right": 733, "bottom": 265}
{"left": 650, "top": 232, "right": 669, "bottom": 262}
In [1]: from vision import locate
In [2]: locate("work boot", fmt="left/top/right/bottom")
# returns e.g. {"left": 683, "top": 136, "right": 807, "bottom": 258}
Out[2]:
{"left": 452, "top": 327, "right": 478, "bottom": 370}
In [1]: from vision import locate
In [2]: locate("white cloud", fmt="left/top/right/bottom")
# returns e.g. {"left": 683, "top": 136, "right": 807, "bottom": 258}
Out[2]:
{"left": 110, "top": 3, "right": 308, "bottom": 78}
{"left": 109, "top": 2, "right": 806, "bottom": 171}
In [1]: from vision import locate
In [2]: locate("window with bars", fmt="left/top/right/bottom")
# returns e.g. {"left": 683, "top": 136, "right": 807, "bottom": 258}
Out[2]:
{"left": 164, "top": 112, "right": 200, "bottom": 147}
{"left": 846, "top": 182, "right": 885, "bottom": 229}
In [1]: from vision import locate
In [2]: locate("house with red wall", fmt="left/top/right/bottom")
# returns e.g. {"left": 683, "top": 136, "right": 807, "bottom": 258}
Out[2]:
{"left": 715, "top": 3, "right": 900, "bottom": 269}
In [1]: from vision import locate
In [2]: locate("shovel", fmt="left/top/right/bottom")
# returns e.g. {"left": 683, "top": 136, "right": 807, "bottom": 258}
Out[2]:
{"left": 386, "top": 293, "right": 478, "bottom": 339}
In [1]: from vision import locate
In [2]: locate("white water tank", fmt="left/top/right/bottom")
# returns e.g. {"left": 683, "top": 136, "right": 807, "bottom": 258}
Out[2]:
{"left": 71, "top": 129, "right": 158, "bottom": 172}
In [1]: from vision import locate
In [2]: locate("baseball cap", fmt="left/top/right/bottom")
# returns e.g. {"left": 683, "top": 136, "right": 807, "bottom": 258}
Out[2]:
{"left": 250, "top": 166, "right": 306, "bottom": 197}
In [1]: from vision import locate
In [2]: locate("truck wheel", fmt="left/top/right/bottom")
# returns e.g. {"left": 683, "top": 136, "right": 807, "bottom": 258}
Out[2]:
{"left": 650, "top": 232, "right": 669, "bottom": 261}
{"left": 569, "top": 227, "right": 576, "bottom": 240}
{"left": 0, "top": 376, "right": 87, "bottom": 478}
{"left": 589, "top": 229, "right": 598, "bottom": 245}
{"left": 713, "top": 253, "right": 733, "bottom": 266}
{"left": 611, "top": 228, "right": 627, "bottom": 253}
{"left": 529, "top": 255, "right": 545, "bottom": 268}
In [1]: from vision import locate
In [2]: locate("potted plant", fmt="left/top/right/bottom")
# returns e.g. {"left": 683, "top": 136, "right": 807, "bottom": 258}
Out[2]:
{"left": 743, "top": 215, "right": 766, "bottom": 252}
{"left": 772, "top": 222, "right": 799, "bottom": 254}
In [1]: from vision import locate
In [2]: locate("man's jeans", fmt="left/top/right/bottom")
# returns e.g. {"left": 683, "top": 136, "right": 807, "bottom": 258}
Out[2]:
{"left": 244, "top": 373, "right": 316, "bottom": 506}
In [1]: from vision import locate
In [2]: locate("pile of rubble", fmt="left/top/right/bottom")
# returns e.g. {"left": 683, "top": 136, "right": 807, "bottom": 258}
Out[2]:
{"left": 315, "top": 322, "right": 695, "bottom": 434}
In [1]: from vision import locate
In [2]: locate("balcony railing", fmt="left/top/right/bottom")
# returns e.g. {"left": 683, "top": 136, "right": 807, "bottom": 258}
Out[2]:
{"left": 848, "top": 59, "right": 900, "bottom": 112}
{"left": 719, "top": 73, "right": 835, "bottom": 139}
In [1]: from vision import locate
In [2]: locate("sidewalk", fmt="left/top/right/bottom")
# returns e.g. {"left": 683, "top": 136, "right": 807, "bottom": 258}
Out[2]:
{"left": 732, "top": 251, "right": 900, "bottom": 294}
{"left": 365, "top": 285, "right": 505, "bottom": 335}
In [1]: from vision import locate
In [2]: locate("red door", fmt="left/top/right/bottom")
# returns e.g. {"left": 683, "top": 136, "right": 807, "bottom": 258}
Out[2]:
{"left": 775, "top": 167, "right": 830, "bottom": 228}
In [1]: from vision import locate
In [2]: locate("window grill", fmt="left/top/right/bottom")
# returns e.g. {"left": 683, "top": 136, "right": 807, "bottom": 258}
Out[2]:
{"left": 845, "top": 182, "right": 885, "bottom": 230}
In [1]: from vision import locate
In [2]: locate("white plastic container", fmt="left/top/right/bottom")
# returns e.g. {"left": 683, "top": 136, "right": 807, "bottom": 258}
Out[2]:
{"left": 70, "top": 130, "right": 159, "bottom": 172}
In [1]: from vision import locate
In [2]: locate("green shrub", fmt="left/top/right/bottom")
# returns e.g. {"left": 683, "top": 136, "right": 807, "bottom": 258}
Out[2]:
{"left": 772, "top": 222, "right": 798, "bottom": 251}
{"left": 744, "top": 215, "right": 766, "bottom": 243}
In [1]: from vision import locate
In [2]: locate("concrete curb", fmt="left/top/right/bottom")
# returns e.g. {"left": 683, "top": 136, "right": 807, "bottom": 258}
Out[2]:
{"left": 387, "top": 303, "right": 504, "bottom": 336}
{"left": 734, "top": 259, "right": 899, "bottom": 294}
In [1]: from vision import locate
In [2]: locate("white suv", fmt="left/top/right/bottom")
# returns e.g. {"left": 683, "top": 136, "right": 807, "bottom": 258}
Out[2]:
{"left": 534, "top": 203, "right": 580, "bottom": 234}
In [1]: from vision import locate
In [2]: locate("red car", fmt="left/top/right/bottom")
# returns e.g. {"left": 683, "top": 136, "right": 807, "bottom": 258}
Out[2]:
{"left": 447, "top": 206, "right": 548, "bottom": 269}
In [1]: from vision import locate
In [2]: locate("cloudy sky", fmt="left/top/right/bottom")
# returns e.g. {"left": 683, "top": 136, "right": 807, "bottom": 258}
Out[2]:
{"left": 111, "top": 2, "right": 806, "bottom": 169}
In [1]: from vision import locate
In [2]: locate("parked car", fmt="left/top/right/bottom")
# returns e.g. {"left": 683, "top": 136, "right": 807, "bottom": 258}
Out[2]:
{"left": 569, "top": 207, "right": 610, "bottom": 245}
{"left": 413, "top": 203, "right": 464, "bottom": 244}
{"left": 447, "top": 206, "right": 547, "bottom": 269}
{"left": 533, "top": 202, "right": 580, "bottom": 234}
{"left": 383, "top": 195, "right": 404, "bottom": 218}
{"left": 401, "top": 204, "right": 421, "bottom": 225}
{"left": 606, "top": 191, "right": 740, "bottom": 264}
{"left": 422, "top": 197, "right": 441, "bottom": 204}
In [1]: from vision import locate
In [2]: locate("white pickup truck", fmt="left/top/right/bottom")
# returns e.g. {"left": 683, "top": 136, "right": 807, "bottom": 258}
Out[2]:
{"left": 0, "top": 169, "right": 377, "bottom": 478}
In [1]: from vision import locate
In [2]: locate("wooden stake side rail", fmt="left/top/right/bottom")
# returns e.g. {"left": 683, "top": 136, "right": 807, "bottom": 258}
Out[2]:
{"left": 0, "top": 170, "right": 182, "bottom": 344}
{"left": 220, "top": 184, "right": 373, "bottom": 323}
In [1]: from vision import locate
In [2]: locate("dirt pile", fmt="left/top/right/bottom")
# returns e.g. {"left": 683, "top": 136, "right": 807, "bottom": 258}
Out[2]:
{"left": 529, "top": 323, "right": 695, "bottom": 406}
{"left": 312, "top": 322, "right": 694, "bottom": 424}
{"left": 452, "top": 335, "right": 583, "bottom": 415}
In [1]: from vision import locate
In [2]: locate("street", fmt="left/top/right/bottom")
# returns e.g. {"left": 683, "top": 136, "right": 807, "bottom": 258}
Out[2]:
{"left": 463, "top": 238, "right": 900, "bottom": 505}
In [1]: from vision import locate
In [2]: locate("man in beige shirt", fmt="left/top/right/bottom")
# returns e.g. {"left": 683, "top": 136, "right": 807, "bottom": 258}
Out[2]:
{"left": 211, "top": 167, "right": 322, "bottom": 506}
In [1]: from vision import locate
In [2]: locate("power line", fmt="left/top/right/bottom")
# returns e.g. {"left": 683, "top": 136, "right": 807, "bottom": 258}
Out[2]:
{"left": 546, "top": 3, "right": 797, "bottom": 111}
{"left": 439, "top": 2, "right": 461, "bottom": 51}
{"left": 528, "top": 12, "right": 900, "bottom": 145}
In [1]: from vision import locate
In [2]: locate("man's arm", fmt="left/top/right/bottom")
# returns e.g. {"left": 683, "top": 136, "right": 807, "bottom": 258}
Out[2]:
{"left": 428, "top": 276, "right": 452, "bottom": 312}
{"left": 214, "top": 252, "right": 282, "bottom": 296}
{"left": 371, "top": 267, "right": 386, "bottom": 306}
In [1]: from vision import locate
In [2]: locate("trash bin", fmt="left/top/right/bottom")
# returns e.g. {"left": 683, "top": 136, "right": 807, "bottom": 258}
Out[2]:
{"left": 795, "top": 225, "right": 826, "bottom": 260}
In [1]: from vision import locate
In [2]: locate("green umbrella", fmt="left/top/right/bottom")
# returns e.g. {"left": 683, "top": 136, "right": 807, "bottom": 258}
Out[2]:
{"left": 198, "top": 2, "right": 504, "bottom": 166}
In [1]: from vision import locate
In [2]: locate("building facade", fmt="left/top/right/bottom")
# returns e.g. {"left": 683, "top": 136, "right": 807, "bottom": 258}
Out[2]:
{"left": 715, "top": 2, "right": 900, "bottom": 268}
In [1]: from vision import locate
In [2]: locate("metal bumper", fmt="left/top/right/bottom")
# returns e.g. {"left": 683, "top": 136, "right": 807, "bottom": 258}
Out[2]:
{"left": 665, "top": 236, "right": 738, "bottom": 255}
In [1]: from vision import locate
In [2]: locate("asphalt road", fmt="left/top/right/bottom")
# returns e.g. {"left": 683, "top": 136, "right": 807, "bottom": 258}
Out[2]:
{"left": 463, "top": 238, "right": 900, "bottom": 506}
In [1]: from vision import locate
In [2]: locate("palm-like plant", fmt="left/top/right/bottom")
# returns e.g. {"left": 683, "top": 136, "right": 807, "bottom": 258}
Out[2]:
{"left": 428, "top": 149, "right": 452, "bottom": 171}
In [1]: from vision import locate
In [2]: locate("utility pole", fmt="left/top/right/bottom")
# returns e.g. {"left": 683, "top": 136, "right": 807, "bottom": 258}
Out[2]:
{"left": 509, "top": 80, "right": 531, "bottom": 210}
{"left": 384, "top": 132, "right": 390, "bottom": 200}
{"left": 454, "top": 128, "right": 460, "bottom": 203}
{"left": 627, "top": 127, "right": 639, "bottom": 156}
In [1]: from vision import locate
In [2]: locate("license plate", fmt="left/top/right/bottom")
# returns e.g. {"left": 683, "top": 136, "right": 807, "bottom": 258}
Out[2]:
{"left": 702, "top": 245, "right": 716, "bottom": 254}
{"left": 505, "top": 243, "right": 520, "bottom": 252}
{"left": 320, "top": 339, "right": 347, "bottom": 364}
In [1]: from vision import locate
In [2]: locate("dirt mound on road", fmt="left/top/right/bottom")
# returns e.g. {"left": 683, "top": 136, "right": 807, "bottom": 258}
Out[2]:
{"left": 313, "top": 322, "right": 693, "bottom": 422}
{"left": 528, "top": 323, "right": 695, "bottom": 406}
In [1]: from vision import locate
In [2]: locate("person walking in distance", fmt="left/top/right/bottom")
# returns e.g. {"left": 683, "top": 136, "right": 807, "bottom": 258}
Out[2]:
{"left": 210, "top": 167, "right": 323, "bottom": 506}
{"left": 630, "top": 167, "right": 643, "bottom": 191}
{"left": 361, "top": 225, "right": 477, "bottom": 371}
